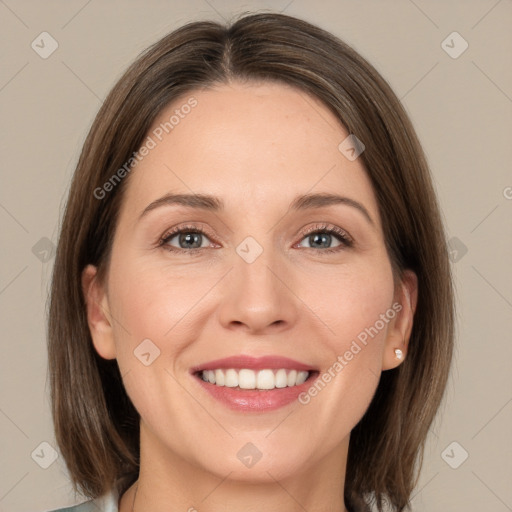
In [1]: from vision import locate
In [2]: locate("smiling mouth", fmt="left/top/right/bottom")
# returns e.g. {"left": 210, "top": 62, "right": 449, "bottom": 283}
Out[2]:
{"left": 194, "top": 368, "right": 319, "bottom": 391}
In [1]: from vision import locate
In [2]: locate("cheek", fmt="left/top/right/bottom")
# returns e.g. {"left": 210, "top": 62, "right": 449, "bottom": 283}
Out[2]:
{"left": 297, "top": 259, "right": 395, "bottom": 414}
{"left": 106, "top": 263, "right": 202, "bottom": 425}
{"left": 108, "top": 257, "right": 210, "bottom": 344}
{"left": 300, "top": 257, "right": 395, "bottom": 351}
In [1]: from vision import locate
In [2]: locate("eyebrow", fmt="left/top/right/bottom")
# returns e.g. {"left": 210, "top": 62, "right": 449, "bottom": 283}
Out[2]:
{"left": 139, "top": 192, "right": 374, "bottom": 226}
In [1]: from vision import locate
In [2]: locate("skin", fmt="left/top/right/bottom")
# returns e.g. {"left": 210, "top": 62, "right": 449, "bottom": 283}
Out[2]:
{"left": 82, "top": 80, "right": 417, "bottom": 512}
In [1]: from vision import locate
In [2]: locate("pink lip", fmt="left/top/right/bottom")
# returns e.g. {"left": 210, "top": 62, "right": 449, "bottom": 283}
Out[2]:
{"left": 193, "top": 374, "right": 319, "bottom": 412}
{"left": 189, "top": 354, "right": 319, "bottom": 412}
{"left": 190, "top": 354, "right": 317, "bottom": 373}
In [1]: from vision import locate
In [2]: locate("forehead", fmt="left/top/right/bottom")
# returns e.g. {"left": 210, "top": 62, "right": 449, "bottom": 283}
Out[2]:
{"left": 118, "top": 80, "right": 380, "bottom": 227}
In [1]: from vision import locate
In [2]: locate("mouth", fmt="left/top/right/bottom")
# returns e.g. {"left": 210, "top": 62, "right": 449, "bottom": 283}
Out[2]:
{"left": 189, "top": 355, "right": 320, "bottom": 411}
{"left": 193, "top": 368, "right": 320, "bottom": 391}
{"left": 190, "top": 354, "right": 319, "bottom": 392}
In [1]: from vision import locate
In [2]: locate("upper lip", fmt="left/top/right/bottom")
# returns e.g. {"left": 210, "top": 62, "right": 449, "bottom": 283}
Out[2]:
{"left": 190, "top": 355, "right": 318, "bottom": 373}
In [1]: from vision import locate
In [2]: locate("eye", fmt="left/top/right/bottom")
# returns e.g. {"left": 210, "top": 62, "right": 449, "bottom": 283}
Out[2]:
{"left": 158, "top": 222, "right": 353, "bottom": 255}
{"left": 296, "top": 223, "right": 353, "bottom": 253}
{"left": 159, "top": 224, "right": 215, "bottom": 254}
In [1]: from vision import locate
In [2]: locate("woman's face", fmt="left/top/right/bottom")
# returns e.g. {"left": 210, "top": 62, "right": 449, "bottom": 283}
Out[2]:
{"left": 84, "top": 81, "right": 416, "bottom": 485}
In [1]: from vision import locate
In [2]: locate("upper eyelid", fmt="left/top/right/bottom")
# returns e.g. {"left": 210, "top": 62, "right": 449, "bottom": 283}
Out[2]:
{"left": 300, "top": 224, "right": 352, "bottom": 241}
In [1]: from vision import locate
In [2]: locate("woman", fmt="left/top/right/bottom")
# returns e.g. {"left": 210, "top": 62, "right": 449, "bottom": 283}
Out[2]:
{"left": 46, "top": 11, "right": 454, "bottom": 512}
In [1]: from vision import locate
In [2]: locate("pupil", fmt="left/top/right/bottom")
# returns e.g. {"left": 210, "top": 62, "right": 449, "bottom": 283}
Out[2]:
{"left": 311, "top": 233, "right": 330, "bottom": 248}
{"left": 180, "top": 233, "right": 201, "bottom": 249}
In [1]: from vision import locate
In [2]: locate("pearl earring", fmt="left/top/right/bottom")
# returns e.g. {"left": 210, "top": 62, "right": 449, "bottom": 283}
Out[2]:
{"left": 394, "top": 348, "right": 403, "bottom": 359}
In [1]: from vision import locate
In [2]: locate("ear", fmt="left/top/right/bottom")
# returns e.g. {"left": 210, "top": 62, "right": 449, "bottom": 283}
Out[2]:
{"left": 381, "top": 269, "right": 418, "bottom": 370}
{"left": 81, "top": 264, "right": 117, "bottom": 360}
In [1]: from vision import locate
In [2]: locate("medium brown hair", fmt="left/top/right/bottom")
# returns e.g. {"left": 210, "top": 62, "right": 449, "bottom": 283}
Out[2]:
{"left": 47, "top": 11, "right": 455, "bottom": 511}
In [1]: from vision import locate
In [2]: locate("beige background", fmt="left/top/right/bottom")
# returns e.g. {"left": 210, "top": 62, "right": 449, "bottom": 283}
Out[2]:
{"left": 1, "top": 0, "right": 511, "bottom": 510}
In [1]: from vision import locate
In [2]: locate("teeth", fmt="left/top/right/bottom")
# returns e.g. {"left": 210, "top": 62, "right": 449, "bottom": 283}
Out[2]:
{"left": 200, "top": 368, "right": 310, "bottom": 390}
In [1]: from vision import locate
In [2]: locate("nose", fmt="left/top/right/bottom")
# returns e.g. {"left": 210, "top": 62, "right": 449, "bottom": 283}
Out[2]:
{"left": 216, "top": 245, "right": 299, "bottom": 335}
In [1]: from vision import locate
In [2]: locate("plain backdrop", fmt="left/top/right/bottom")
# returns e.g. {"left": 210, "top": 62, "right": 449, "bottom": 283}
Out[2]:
{"left": 0, "top": 1, "right": 511, "bottom": 511}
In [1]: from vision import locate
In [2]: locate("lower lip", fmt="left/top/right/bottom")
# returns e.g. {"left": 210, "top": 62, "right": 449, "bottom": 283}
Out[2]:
{"left": 192, "top": 372, "right": 319, "bottom": 412}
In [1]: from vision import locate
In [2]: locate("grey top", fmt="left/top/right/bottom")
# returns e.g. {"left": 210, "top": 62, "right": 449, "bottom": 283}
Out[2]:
{"left": 43, "top": 490, "right": 119, "bottom": 512}
{"left": 43, "top": 488, "right": 370, "bottom": 511}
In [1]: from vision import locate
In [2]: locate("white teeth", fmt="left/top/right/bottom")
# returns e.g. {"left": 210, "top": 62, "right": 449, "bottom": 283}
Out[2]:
{"left": 275, "top": 369, "right": 288, "bottom": 388}
{"left": 200, "top": 368, "right": 310, "bottom": 390}
{"left": 224, "top": 369, "right": 238, "bottom": 387}
{"left": 257, "top": 369, "right": 275, "bottom": 390}
{"left": 239, "top": 369, "right": 256, "bottom": 389}
{"left": 296, "top": 370, "right": 308, "bottom": 385}
{"left": 214, "top": 369, "right": 225, "bottom": 386}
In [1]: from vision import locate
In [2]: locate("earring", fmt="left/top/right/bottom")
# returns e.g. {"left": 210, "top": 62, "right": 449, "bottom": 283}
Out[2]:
{"left": 394, "top": 348, "right": 403, "bottom": 360}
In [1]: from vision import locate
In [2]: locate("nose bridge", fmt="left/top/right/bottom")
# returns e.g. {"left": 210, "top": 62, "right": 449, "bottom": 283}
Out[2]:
{"left": 236, "top": 239, "right": 280, "bottom": 292}
{"left": 217, "top": 235, "right": 297, "bottom": 332}
{"left": 234, "top": 235, "right": 284, "bottom": 303}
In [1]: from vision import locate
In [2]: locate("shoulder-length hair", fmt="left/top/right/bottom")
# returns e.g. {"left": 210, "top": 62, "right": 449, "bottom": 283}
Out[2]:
{"left": 47, "top": 11, "right": 455, "bottom": 512}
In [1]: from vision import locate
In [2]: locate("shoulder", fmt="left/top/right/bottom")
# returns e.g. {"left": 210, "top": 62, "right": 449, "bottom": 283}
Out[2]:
{"left": 43, "top": 489, "right": 119, "bottom": 512}
{"left": 44, "top": 502, "right": 96, "bottom": 512}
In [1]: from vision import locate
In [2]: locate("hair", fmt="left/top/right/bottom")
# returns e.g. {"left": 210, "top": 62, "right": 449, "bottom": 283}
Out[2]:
{"left": 47, "top": 11, "right": 455, "bottom": 512}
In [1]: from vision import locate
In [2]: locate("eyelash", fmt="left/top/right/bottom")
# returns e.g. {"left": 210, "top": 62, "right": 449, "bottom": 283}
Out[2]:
{"left": 158, "top": 223, "right": 354, "bottom": 256}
